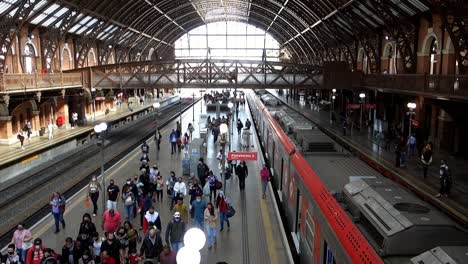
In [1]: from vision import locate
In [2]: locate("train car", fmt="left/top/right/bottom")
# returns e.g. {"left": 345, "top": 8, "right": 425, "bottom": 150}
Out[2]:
{"left": 247, "top": 93, "right": 383, "bottom": 264}
{"left": 247, "top": 92, "right": 468, "bottom": 264}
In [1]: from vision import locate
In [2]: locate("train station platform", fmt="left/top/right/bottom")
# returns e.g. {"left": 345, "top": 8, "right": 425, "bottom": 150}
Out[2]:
{"left": 268, "top": 89, "right": 468, "bottom": 226}
{"left": 0, "top": 95, "right": 178, "bottom": 169}
{"left": 19, "top": 97, "right": 291, "bottom": 263}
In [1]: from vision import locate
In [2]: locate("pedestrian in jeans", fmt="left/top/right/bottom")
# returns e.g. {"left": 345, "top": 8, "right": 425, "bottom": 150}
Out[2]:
{"left": 50, "top": 192, "right": 66, "bottom": 233}
{"left": 216, "top": 192, "right": 230, "bottom": 231}
{"left": 169, "top": 129, "right": 177, "bottom": 154}
{"left": 165, "top": 212, "right": 186, "bottom": 253}
{"left": 260, "top": 164, "right": 271, "bottom": 199}
{"left": 190, "top": 195, "right": 206, "bottom": 229}
{"left": 122, "top": 187, "right": 136, "bottom": 222}
{"left": 106, "top": 180, "right": 120, "bottom": 210}
{"left": 204, "top": 203, "right": 218, "bottom": 249}
{"left": 421, "top": 144, "right": 433, "bottom": 179}
{"left": 11, "top": 223, "right": 32, "bottom": 262}
{"left": 88, "top": 176, "right": 102, "bottom": 216}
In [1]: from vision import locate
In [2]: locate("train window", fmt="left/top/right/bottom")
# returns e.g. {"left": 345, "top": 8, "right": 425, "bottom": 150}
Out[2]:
{"left": 323, "top": 241, "right": 336, "bottom": 264}
{"left": 305, "top": 210, "right": 315, "bottom": 255}
{"left": 295, "top": 189, "right": 302, "bottom": 234}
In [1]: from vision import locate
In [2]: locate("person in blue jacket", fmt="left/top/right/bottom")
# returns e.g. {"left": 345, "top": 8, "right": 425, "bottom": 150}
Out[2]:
{"left": 169, "top": 129, "right": 177, "bottom": 154}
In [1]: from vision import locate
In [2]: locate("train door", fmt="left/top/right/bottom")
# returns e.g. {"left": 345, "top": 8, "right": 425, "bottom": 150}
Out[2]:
{"left": 279, "top": 158, "right": 284, "bottom": 190}
{"left": 323, "top": 241, "right": 336, "bottom": 264}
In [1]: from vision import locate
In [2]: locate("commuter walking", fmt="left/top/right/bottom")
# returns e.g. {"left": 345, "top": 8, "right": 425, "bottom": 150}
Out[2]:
{"left": 436, "top": 160, "right": 452, "bottom": 198}
{"left": 155, "top": 131, "right": 161, "bottom": 151}
{"left": 260, "top": 164, "right": 271, "bottom": 199}
{"left": 165, "top": 212, "right": 186, "bottom": 253}
{"left": 245, "top": 118, "right": 251, "bottom": 129}
{"left": 197, "top": 158, "right": 210, "bottom": 187}
{"left": 72, "top": 112, "right": 78, "bottom": 128}
{"left": 421, "top": 144, "right": 433, "bottom": 179}
{"left": 207, "top": 171, "right": 218, "bottom": 202}
{"left": 143, "top": 207, "right": 162, "bottom": 234}
{"left": 236, "top": 119, "right": 243, "bottom": 135}
{"left": 78, "top": 213, "right": 97, "bottom": 237}
{"left": 187, "top": 123, "right": 194, "bottom": 139}
{"left": 407, "top": 134, "right": 417, "bottom": 158}
{"left": 106, "top": 180, "right": 120, "bottom": 210}
{"left": 155, "top": 175, "right": 164, "bottom": 202}
{"left": 122, "top": 187, "right": 136, "bottom": 222}
{"left": 189, "top": 180, "right": 203, "bottom": 205}
{"left": 124, "top": 221, "right": 139, "bottom": 255}
{"left": 101, "top": 233, "right": 121, "bottom": 264}
{"left": 236, "top": 161, "right": 248, "bottom": 191}
{"left": 169, "top": 129, "right": 177, "bottom": 154}
{"left": 159, "top": 245, "right": 176, "bottom": 264}
{"left": 11, "top": 223, "right": 32, "bottom": 262}
{"left": 216, "top": 192, "right": 230, "bottom": 231}
{"left": 141, "top": 141, "right": 149, "bottom": 155}
{"left": 190, "top": 195, "right": 206, "bottom": 229}
{"left": 4, "top": 244, "right": 20, "bottom": 264}
{"left": 24, "top": 121, "right": 32, "bottom": 143}
{"left": 102, "top": 209, "right": 121, "bottom": 234}
{"left": 50, "top": 192, "right": 66, "bottom": 234}
{"left": 26, "top": 238, "right": 45, "bottom": 264}
{"left": 140, "top": 229, "right": 163, "bottom": 264}
{"left": 140, "top": 192, "right": 153, "bottom": 229}
{"left": 173, "top": 198, "right": 189, "bottom": 223}
{"left": 87, "top": 176, "right": 102, "bottom": 216}
{"left": 172, "top": 177, "right": 187, "bottom": 209}
{"left": 47, "top": 122, "right": 54, "bottom": 140}
{"left": 17, "top": 130, "right": 25, "bottom": 150}
{"left": 204, "top": 203, "right": 218, "bottom": 249}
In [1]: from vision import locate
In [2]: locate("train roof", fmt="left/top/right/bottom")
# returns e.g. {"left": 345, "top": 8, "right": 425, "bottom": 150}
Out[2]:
{"left": 343, "top": 177, "right": 468, "bottom": 257}
{"left": 410, "top": 246, "right": 468, "bottom": 264}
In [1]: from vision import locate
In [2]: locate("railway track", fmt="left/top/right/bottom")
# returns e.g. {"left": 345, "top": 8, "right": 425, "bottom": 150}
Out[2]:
{"left": 0, "top": 100, "right": 197, "bottom": 247}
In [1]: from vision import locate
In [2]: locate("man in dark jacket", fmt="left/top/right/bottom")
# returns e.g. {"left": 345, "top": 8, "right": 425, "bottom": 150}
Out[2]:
{"left": 197, "top": 158, "right": 209, "bottom": 187}
{"left": 236, "top": 161, "right": 248, "bottom": 191}
{"left": 165, "top": 212, "right": 186, "bottom": 253}
{"left": 140, "top": 229, "right": 163, "bottom": 263}
{"left": 100, "top": 233, "right": 121, "bottom": 264}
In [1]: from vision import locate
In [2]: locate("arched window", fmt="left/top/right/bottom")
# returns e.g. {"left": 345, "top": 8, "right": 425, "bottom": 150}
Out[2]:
{"left": 429, "top": 38, "right": 438, "bottom": 75}
{"left": 387, "top": 45, "right": 396, "bottom": 74}
{"left": 24, "top": 44, "right": 35, "bottom": 74}
{"left": 174, "top": 22, "right": 280, "bottom": 61}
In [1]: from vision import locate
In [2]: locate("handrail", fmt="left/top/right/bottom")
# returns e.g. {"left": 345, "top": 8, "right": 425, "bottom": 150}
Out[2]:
{"left": 362, "top": 74, "right": 468, "bottom": 97}
{"left": 0, "top": 72, "right": 82, "bottom": 92}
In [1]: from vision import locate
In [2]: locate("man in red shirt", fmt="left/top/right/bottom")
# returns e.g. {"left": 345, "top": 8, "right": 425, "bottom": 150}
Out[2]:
{"left": 102, "top": 209, "right": 121, "bottom": 233}
{"left": 159, "top": 245, "right": 176, "bottom": 264}
{"left": 26, "top": 238, "right": 45, "bottom": 264}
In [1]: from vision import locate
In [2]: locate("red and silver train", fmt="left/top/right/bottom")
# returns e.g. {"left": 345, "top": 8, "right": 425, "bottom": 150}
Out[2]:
{"left": 247, "top": 92, "right": 468, "bottom": 264}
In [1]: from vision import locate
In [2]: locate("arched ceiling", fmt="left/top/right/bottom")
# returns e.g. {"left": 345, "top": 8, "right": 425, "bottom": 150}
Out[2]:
{"left": 1, "top": 0, "right": 433, "bottom": 62}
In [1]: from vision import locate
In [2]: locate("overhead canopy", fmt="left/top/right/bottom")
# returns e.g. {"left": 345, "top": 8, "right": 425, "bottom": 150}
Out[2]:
{"left": 0, "top": 0, "right": 432, "bottom": 62}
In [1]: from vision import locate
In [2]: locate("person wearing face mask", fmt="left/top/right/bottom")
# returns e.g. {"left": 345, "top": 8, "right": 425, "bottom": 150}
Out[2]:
{"left": 172, "top": 177, "right": 186, "bottom": 208}
{"left": 78, "top": 250, "right": 94, "bottom": 264}
{"left": 164, "top": 212, "right": 186, "bottom": 253}
{"left": 154, "top": 176, "right": 164, "bottom": 202}
{"left": 114, "top": 227, "right": 128, "bottom": 264}
{"left": 87, "top": 177, "right": 102, "bottom": 217}
{"left": 91, "top": 233, "right": 102, "bottom": 263}
{"left": 11, "top": 223, "right": 33, "bottom": 262}
{"left": 122, "top": 186, "right": 136, "bottom": 222}
{"left": 172, "top": 198, "right": 189, "bottom": 223}
{"left": 106, "top": 180, "right": 120, "bottom": 211}
{"left": 76, "top": 232, "right": 92, "bottom": 259}
{"left": 102, "top": 209, "right": 121, "bottom": 234}
{"left": 40, "top": 248, "right": 60, "bottom": 264}
{"left": 61, "top": 237, "right": 80, "bottom": 264}
{"left": 143, "top": 207, "right": 161, "bottom": 234}
{"left": 3, "top": 244, "right": 20, "bottom": 264}
{"left": 188, "top": 180, "right": 203, "bottom": 205}
{"left": 26, "top": 238, "right": 45, "bottom": 264}
{"left": 50, "top": 192, "right": 66, "bottom": 234}
{"left": 190, "top": 194, "right": 206, "bottom": 229}
{"left": 79, "top": 213, "right": 97, "bottom": 238}
{"left": 100, "top": 233, "right": 120, "bottom": 264}
{"left": 139, "top": 192, "right": 153, "bottom": 230}
{"left": 139, "top": 229, "right": 163, "bottom": 263}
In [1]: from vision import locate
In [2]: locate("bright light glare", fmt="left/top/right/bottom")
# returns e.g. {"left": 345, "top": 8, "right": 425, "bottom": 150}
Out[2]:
{"left": 153, "top": 102, "right": 160, "bottom": 108}
{"left": 94, "top": 122, "right": 107, "bottom": 133}
{"left": 220, "top": 123, "right": 228, "bottom": 134}
{"left": 176, "top": 247, "right": 201, "bottom": 264}
{"left": 228, "top": 102, "right": 234, "bottom": 108}
{"left": 183, "top": 228, "right": 206, "bottom": 251}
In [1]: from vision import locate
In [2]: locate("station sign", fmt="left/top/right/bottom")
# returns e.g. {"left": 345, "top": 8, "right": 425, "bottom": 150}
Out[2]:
{"left": 346, "top": 104, "right": 361, "bottom": 109}
{"left": 411, "top": 119, "right": 420, "bottom": 127}
{"left": 228, "top": 151, "right": 258, "bottom": 161}
{"left": 364, "top": 104, "right": 376, "bottom": 109}
{"left": 95, "top": 96, "right": 106, "bottom": 101}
